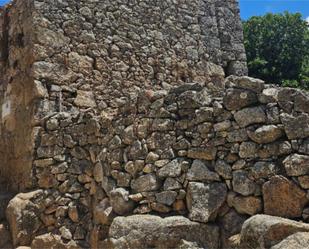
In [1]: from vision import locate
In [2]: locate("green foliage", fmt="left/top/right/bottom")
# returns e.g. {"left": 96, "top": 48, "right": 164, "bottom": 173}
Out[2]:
{"left": 243, "top": 12, "right": 309, "bottom": 89}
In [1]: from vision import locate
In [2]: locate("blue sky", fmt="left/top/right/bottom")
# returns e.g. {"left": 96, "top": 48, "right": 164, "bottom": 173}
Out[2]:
{"left": 239, "top": 0, "right": 309, "bottom": 20}
{"left": 0, "top": 0, "right": 308, "bottom": 21}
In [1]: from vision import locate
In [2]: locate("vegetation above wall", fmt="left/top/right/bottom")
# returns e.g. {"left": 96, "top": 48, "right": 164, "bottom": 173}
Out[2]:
{"left": 243, "top": 12, "right": 309, "bottom": 89}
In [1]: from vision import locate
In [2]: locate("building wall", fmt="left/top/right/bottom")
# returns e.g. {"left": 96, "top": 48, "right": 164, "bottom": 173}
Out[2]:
{"left": 0, "top": 0, "right": 37, "bottom": 192}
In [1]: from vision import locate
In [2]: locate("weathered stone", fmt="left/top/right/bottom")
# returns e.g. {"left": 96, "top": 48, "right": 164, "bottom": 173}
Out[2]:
{"left": 271, "top": 232, "right": 309, "bottom": 249}
{"left": 68, "top": 205, "right": 79, "bottom": 223}
{"left": 111, "top": 170, "right": 131, "bottom": 187}
{"left": 234, "top": 106, "right": 266, "bottom": 128}
{"left": 176, "top": 240, "right": 202, "bottom": 249}
{"left": 131, "top": 174, "right": 161, "bottom": 192}
{"left": 163, "top": 178, "right": 182, "bottom": 190}
{"left": 239, "top": 142, "right": 259, "bottom": 158}
{"left": 155, "top": 191, "right": 177, "bottom": 206}
{"left": 259, "top": 88, "right": 279, "bottom": 103}
{"left": 248, "top": 125, "right": 283, "bottom": 144}
{"left": 186, "top": 182, "right": 227, "bottom": 223}
{"left": 294, "top": 91, "right": 309, "bottom": 113}
{"left": 227, "top": 129, "right": 248, "bottom": 142}
{"left": 263, "top": 176, "right": 307, "bottom": 218}
{"left": 283, "top": 154, "right": 309, "bottom": 176}
{"left": 280, "top": 113, "right": 309, "bottom": 139}
{"left": 232, "top": 170, "right": 258, "bottom": 196}
{"left": 228, "top": 192, "right": 262, "bottom": 216}
{"left": 240, "top": 215, "right": 309, "bottom": 249}
{"left": 249, "top": 161, "right": 278, "bottom": 179}
{"left": 213, "top": 120, "right": 231, "bottom": 132}
{"left": 187, "top": 160, "right": 220, "bottom": 182}
{"left": 150, "top": 203, "right": 171, "bottom": 213}
{"left": 187, "top": 147, "right": 217, "bottom": 161}
{"left": 157, "top": 159, "right": 182, "bottom": 178}
{"left": 6, "top": 190, "right": 43, "bottom": 246}
{"left": 124, "top": 161, "right": 143, "bottom": 177}
{"left": 74, "top": 90, "right": 96, "bottom": 108}
{"left": 215, "top": 160, "right": 232, "bottom": 179}
{"left": 228, "top": 76, "right": 265, "bottom": 93}
{"left": 31, "top": 233, "right": 81, "bottom": 249}
{"left": 110, "top": 188, "right": 135, "bottom": 215}
{"left": 105, "top": 215, "right": 220, "bottom": 249}
{"left": 223, "top": 89, "right": 257, "bottom": 110}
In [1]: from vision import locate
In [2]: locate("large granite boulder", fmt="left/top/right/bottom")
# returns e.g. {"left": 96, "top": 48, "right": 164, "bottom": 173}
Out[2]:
{"left": 240, "top": 215, "right": 309, "bottom": 249}
{"left": 271, "top": 232, "right": 309, "bottom": 249}
{"left": 102, "top": 215, "right": 219, "bottom": 249}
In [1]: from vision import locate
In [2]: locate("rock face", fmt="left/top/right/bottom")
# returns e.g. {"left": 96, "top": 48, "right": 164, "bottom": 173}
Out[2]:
{"left": 240, "top": 215, "right": 309, "bottom": 249}
{"left": 262, "top": 176, "right": 307, "bottom": 218}
{"left": 102, "top": 215, "right": 220, "bottom": 249}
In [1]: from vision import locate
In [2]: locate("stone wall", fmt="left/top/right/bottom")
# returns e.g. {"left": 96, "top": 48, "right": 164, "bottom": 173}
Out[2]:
{"left": 6, "top": 75, "right": 309, "bottom": 248}
{"left": 2, "top": 0, "right": 309, "bottom": 249}
{"left": 0, "top": 0, "right": 247, "bottom": 193}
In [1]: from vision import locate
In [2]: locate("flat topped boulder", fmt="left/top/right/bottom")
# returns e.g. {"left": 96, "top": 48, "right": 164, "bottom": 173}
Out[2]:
{"left": 102, "top": 215, "right": 219, "bottom": 249}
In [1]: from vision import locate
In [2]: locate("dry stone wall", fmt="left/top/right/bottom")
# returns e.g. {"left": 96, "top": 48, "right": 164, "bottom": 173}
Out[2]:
{"left": 23, "top": 76, "right": 308, "bottom": 249}
{"left": 1, "top": 0, "right": 309, "bottom": 249}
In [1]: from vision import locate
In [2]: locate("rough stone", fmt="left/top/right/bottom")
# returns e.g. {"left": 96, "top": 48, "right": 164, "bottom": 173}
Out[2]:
{"left": 232, "top": 170, "right": 258, "bottom": 196}
{"left": 215, "top": 160, "right": 232, "bottom": 179}
{"left": 240, "top": 215, "right": 309, "bottom": 249}
{"left": 248, "top": 125, "right": 283, "bottom": 144}
{"left": 187, "top": 160, "right": 220, "bottom": 182}
{"left": 31, "top": 233, "right": 80, "bottom": 249}
{"left": 280, "top": 113, "right": 309, "bottom": 139}
{"left": 234, "top": 107, "right": 266, "bottom": 127}
{"left": 223, "top": 89, "right": 257, "bottom": 110}
{"left": 263, "top": 176, "right": 307, "bottom": 218}
{"left": 283, "top": 154, "right": 309, "bottom": 176}
{"left": 229, "top": 76, "right": 265, "bottom": 93}
{"left": 186, "top": 182, "right": 227, "bottom": 223}
{"left": 74, "top": 90, "right": 96, "bottom": 108}
{"left": 6, "top": 190, "right": 43, "bottom": 246}
{"left": 239, "top": 142, "right": 259, "bottom": 158}
{"left": 131, "top": 174, "right": 161, "bottom": 192}
{"left": 271, "top": 232, "right": 309, "bottom": 249}
{"left": 228, "top": 193, "right": 262, "bottom": 216}
{"left": 187, "top": 147, "right": 217, "bottom": 161}
{"left": 157, "top": 159, "right": 182, "bottom": 178}
{"left": 105, "top": 215, "right": 220, "bottom": 249}
{"left": 155, "top": 191, "right": 177, "bottom": 206}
